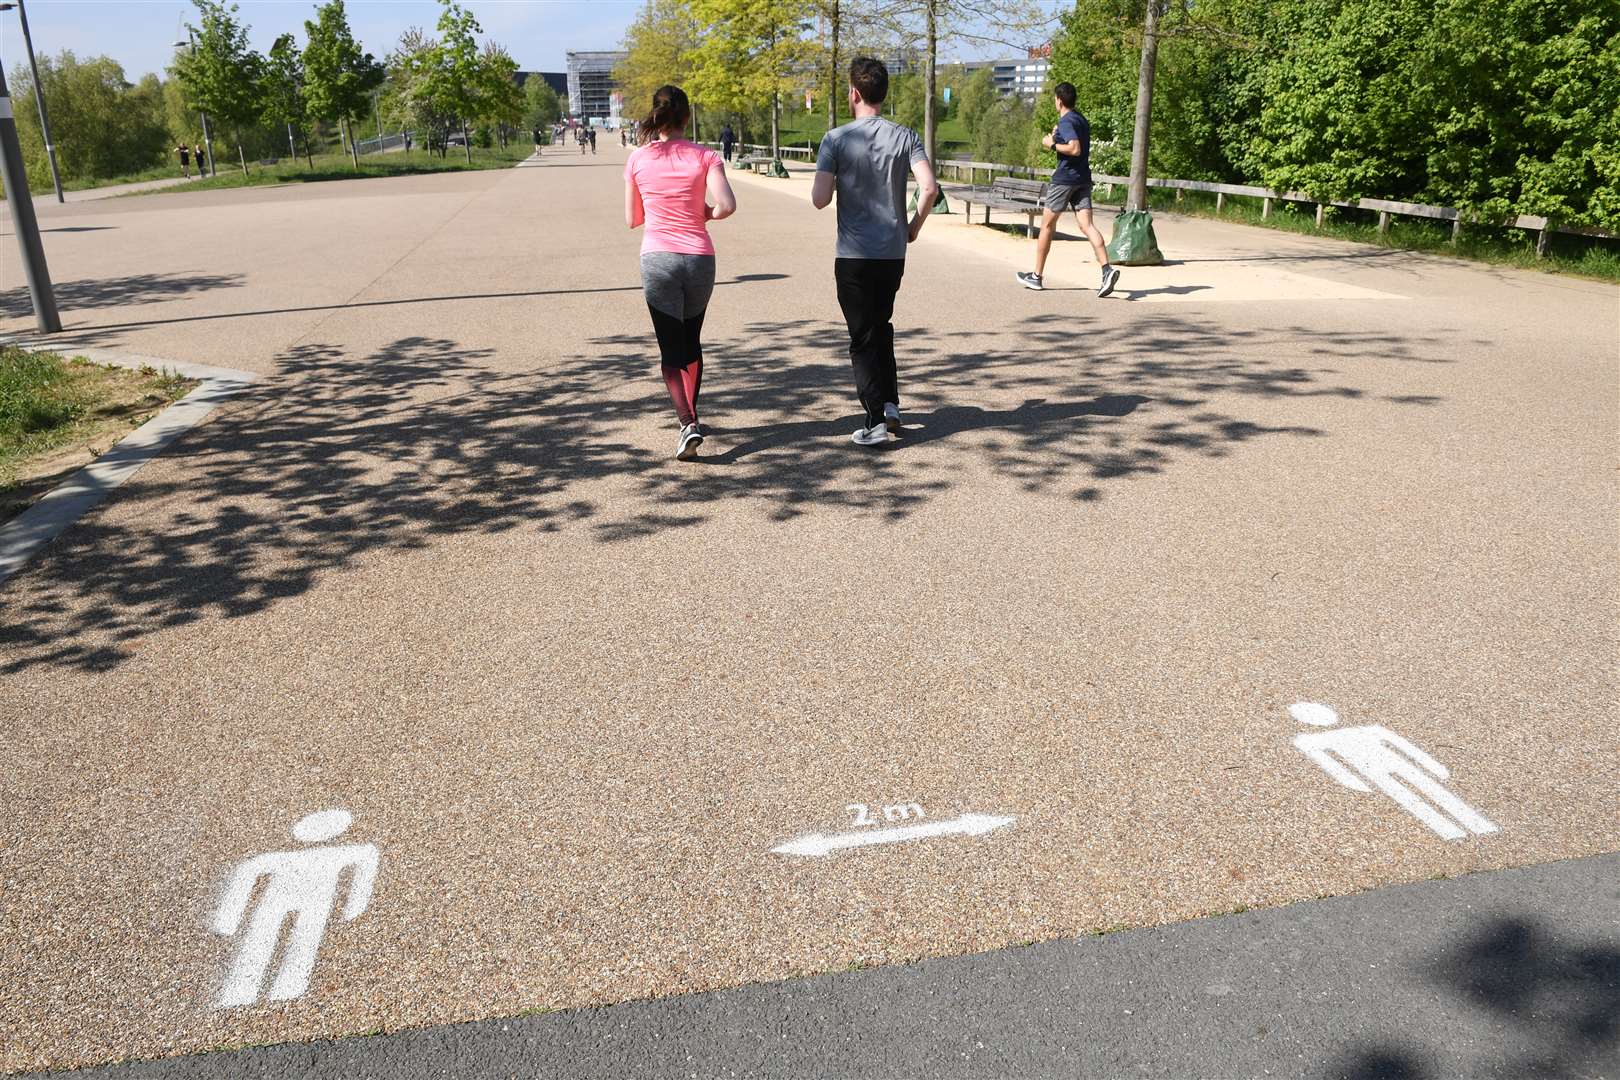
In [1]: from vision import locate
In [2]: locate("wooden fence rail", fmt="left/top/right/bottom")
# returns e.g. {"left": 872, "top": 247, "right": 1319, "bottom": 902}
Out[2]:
{"left": 935, "top": 159, "right": 1614, "bottom": 255}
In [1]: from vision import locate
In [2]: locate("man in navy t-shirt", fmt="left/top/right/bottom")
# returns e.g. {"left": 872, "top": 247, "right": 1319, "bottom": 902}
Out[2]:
{"left": 1016, "top": 81, "right": 1120, "bottom": 297}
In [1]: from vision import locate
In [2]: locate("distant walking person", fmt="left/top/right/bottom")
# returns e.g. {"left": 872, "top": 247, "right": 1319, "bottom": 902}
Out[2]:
{"left": 720, "top": 123, "right": 735, "bottom": 162}
{"left": 811, "top": 57, "right": 939, "bottom": 446}
{"left": 176, "top": 143, "right": 191, "bottom": 179}
{"left": 1016, "top": 82, "right": 1119, "bottom": 297}
{"left": 625, "top": 84, "right": 737, "bottom": 461}
{"left": 589, "top": 128, "right": 598, "bottom": 155}
{"left": 193, "top": 144, "right": 208, "bottom": 177}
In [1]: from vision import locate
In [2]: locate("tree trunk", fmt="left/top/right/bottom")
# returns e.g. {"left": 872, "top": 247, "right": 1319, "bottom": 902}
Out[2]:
{"left": 1127, "top": 0, "right": 1161, "bottom": 212}
{"left": 827, "top": 0, "right": 840, "bottom": 132}
{"left": 236, "top": 129, "right": 248, "bottom": 177}
{"left": 286, "top": 122, "right": 296, "bottom": 160}
{"left": 923, "top": 0, "right": 937, "bottom": 162}
{"left": 771, "top": 93, "right": 780, "bottom": 159}
{"left": 346, "top": 116, "right": 360, "bottom": 169}
{"left": 463, "top": 122, "right": 472, "bottom": 163}
{"left": 303, "top": 129, "right": 313, "bottom": 169}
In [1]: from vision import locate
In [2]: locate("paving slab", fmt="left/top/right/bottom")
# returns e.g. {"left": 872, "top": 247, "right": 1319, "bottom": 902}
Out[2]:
{"left": 1, "top": 139, "right": 1616, "bottom": 1074}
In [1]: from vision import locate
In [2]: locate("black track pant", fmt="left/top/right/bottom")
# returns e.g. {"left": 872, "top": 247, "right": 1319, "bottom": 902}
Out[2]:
{"left": 834, "top": 257, "right": 906, "bottom": 427}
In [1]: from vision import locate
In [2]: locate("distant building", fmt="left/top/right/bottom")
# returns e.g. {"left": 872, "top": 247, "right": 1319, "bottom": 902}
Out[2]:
{"left": 959, "top": 44, "right": 1052, "bottom": 102}
{"left": 566, "top": 51, "right": 627, "bottom": 124}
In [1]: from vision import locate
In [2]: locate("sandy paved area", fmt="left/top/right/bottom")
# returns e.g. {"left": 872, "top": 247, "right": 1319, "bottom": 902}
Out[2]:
{"left": 2, "top": 141, "right": 1616, "bottom": 1073}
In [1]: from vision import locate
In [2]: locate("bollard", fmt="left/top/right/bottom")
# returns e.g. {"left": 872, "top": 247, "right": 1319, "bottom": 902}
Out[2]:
{"left": 1216, "top": 192, "right": 1224, "bottom": 213}
{"left": 1262, "top": 197, "right": 1272, "bottom": 220}
{"left": 1315, "top": 204, "right": 1325, "bottom": 228}
{"left": 1378, "top": 210, "right": 1389, "bottom": 236}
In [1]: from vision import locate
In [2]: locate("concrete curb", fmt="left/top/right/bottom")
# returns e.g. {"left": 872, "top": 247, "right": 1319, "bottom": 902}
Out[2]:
{"left": 0, "top": 342, "right": 256, "bottom": 585}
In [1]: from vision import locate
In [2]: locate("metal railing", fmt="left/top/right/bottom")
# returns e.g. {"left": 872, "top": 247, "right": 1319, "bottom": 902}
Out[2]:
{"left": 354, "top": 132, "right": 411, "bottom": 156}
{"left": 937, "top": 158, "right": 1615, "bottom": 254}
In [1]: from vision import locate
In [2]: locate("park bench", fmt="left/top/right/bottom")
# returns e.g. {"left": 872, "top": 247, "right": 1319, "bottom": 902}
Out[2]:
{"left": 953, "top": 177, "right": 1048, "bottom": 237}
{"left": 733, "top": 154, "right": 790, "bottom": 178}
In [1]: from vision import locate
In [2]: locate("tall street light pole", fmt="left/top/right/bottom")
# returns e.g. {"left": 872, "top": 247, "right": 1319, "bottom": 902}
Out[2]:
{"left": 0, "top": 62, "right": 61, "bottom": 331}
{"left": 0, "top": 0, "right": 64, "bottom": 202}
{"left": 176, "top": 30, "right": 215, "bottom": 176}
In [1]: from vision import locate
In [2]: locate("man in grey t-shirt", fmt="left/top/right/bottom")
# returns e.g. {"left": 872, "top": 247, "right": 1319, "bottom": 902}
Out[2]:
{"left": 812, "top": 57, "right": 940, "bottom": 446}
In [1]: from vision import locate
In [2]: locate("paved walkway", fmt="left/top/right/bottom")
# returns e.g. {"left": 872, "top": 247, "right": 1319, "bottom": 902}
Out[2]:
{"left": 1, "top": 140, "right": 1616, "bottom": 1074}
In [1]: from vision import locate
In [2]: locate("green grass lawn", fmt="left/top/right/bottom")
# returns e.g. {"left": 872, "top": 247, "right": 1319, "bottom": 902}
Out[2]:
{"left": 128, "top": 143, "right": 534, "bottom": 196}
{"left": 3, "top": 143, "right": 534, "bottom": 200}
{"left": 1, "top": 347, "right": 197, "bottom": 517}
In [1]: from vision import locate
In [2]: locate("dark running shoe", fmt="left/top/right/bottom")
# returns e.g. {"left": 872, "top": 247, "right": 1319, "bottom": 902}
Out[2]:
{"left": 1098, "top": 265, "right": 1121, "bottom": 298}
{"left": 1016, "top": 271, "right": 1044, "bottom": 291}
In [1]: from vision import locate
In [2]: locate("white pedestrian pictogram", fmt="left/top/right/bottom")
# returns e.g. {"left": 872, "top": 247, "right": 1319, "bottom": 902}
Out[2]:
{"left": 212, "top": 809, "right": 379, "bottom": 1008}
{"left": 1290, "top": 702, "right": 1498, "bottom": 841}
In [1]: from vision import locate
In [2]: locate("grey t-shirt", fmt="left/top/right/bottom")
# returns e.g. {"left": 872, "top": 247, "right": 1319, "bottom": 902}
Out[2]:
{"left": 816, "top": 116, "right": 928, "bottom": 260}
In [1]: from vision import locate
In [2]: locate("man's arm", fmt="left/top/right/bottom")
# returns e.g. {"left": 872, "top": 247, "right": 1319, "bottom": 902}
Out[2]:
{"left": 812, "top": 134, "right": 837, "bottom": 210}
{"left": 811, "top": 170, "right": 836, "bottom": 209}
{"left": 907, "top": 155, "right": 939, "bottom": 242}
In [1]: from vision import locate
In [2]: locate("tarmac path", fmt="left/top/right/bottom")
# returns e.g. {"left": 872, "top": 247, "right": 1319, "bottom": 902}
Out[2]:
{"left": 1, "top": 142, "right": 1616, "bottom": 1073}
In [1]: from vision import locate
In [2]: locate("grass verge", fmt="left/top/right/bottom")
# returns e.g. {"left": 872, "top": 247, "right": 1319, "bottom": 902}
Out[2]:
{"left": 1112, "top": 186, "right": 1620, "bottom": 284}
{"left": 128, "top": 144, "right": 535, "bottom": 196}
{"left": 1, "top": 346, "right": 198, "bottom": 522}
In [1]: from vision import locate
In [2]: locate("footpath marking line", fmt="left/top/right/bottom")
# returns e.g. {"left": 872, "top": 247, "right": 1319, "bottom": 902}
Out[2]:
{"left": 772, "top": 812, "right": 1016, "bottom": 858}
{"left": 213, "top": 809, "right": 379, "bottom": 1008}
{"left": 0, "top": 344, "right": 256, "bottom": 585}
{"left": 1290, "top": 702, "right": 1498, "bottom": 841}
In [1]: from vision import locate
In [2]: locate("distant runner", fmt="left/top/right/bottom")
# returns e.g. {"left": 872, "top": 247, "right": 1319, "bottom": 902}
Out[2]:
{"left": 625, "top": 84, "right": 738, "bottom": 461}
{"left": 1016, "top": 82, "right": 1119, "bottom": 298}
{"left": 811, "top": 57, "right": 939, "bottom": 446}
{"left": 175, "top": 143, "right": 191, "bottom": 179}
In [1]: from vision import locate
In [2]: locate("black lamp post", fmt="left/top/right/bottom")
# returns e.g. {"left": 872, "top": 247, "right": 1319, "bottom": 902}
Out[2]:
{"left": 0, "top": 0, "right": 64, "bottom": 202}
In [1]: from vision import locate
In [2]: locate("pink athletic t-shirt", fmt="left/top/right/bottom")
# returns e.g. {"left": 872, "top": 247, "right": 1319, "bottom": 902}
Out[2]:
{"left": 625, "top": 139, "right": 724, "bottom": 256}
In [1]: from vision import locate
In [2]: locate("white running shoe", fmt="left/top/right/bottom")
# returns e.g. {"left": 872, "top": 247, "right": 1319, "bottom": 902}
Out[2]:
{"left": 851, "top": 422, "right": 889, "bottom": 446}
{"left": 1016, "top": 271, "right": 1044, "bottom": 291}
{"left": 883, "top": 402, "right": 902, "bottom": 431}
{"left": 676, "top": 423, "right": 703, "bottom": 460}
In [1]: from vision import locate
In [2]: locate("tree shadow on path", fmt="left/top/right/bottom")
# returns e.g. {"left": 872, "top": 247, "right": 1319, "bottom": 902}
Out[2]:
{"left": 1325, "top": 914, "right": 1620, "bottom": 1078}
{"left": 0, "top": 312, "right": 1455, "bottom": 673}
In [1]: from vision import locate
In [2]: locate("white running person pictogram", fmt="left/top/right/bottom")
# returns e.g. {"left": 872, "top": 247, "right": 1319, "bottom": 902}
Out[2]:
{"left": 211, "top": 809, "right": 379, "bottom": 1008}
{"left": 1290, "top": 702, "right": 1498, "bottom": 841}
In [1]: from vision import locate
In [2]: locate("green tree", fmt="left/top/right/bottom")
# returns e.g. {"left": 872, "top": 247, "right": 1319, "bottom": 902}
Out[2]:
{"left": 261, "top": 33, "right": 314, "bottom": 167}
{"left": 522, "top": 76, "right": 562, "bottom": 135}
{"left": 303, "top": 0, "right": 386, "bottom": 169}
{"left": 478, "top": 43, "right": 524, "bottom": 147}
{"left": 426, "top": 0, "right": 485, "bottom": 162}
{"left": 177, "top": 0, "right": 265, "bottom": 176}
{"left": 383, "top": 28, "right": 457, "bottom": 156}
{"left": 955, "top": 66, "right": 997, "bottom": 140}
{"left": 689, "top": 0, "right": 818, "bottom": 159}
{"left": 7, "top": 52, "right": 171, "bottom": 187}
{"left": 617, "top": 0, "right": 700, "bottom": 130}
{"left": 1417, "top": 0, "right": 1619, "bottom": 229}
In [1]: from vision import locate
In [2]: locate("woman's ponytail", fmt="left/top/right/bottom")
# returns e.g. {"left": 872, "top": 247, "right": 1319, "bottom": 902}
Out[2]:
{"left": 641, "top": 84, "right": 692, "bottom": 138}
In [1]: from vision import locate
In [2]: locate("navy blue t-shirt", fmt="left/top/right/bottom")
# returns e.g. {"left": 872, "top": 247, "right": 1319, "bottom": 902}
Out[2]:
{"left": 1052, "top": 110, "right": 1091, "bottom": 189}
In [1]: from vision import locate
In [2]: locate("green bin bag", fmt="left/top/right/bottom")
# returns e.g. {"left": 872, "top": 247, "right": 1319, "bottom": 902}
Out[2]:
{"left": 908, "top": 187, "right": 952, "bottom": 214}
{"left": 1106, "top": 209, "right": 1164, "bottom": 266}
{"left": 770, "top": 158, "right": 791, "bottom": 179}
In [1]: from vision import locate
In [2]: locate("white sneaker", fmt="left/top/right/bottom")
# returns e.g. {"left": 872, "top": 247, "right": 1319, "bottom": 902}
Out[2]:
{"left": 883, "top": 403, "right": 902, "bottom": 431}
{"left": 851, "top": 422, "right": 889, "bottom": 446}
{"left": 676, "top": 423, "right": 703, "bottom": 460}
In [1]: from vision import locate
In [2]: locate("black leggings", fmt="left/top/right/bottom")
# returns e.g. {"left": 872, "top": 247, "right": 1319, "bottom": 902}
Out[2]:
{"left": 648, "top": 307, "right": 706, "bottom": 427}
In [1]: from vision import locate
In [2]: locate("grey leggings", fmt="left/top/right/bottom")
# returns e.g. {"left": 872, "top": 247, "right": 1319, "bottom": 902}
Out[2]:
{"left": 640, "top": 252, "right": 716, "bottom": 427}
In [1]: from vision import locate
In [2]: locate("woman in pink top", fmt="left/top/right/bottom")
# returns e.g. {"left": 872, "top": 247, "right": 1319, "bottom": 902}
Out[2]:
{"left": 625, "top": 85, "right": 737, "bottom": 461}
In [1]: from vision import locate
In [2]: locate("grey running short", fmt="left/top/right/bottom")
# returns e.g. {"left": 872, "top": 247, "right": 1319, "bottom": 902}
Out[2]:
{"left": 640, "top": 251, "right": 716, "bottom": 320}
{"left": 1043, "top": 183, "right": 1093, "bottom": 213}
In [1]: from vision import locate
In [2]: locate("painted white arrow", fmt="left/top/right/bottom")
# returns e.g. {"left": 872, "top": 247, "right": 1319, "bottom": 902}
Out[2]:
{"left": 771, "top": 812, "right": 1017, "bottom": 858}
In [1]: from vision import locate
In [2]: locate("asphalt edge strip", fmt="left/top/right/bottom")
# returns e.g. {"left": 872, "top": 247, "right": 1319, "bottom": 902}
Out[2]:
{"left": 0, "top": 342, "right": 256, "bottom": 585}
